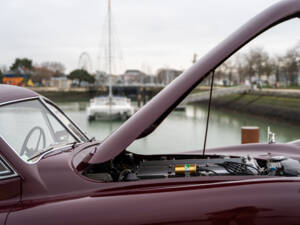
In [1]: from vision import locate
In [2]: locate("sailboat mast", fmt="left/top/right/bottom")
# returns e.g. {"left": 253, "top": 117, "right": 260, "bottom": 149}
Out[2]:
{"left": 108, "top": 0, "right": 112, "bottom": 97}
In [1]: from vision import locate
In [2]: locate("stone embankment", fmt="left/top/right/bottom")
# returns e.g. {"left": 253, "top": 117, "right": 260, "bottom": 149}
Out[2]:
{"left": 30, "top": 86, "right": 162, "bottom": 103}
{"left": 31, "top": 87, "right": 94, "bottom": 102}
{"left": 183, "top": 86, "right": 251, "bottom": 104}
{"left": 253, "top": 88, "right": 300, "bottom": 98}
{"left": 187, "top": 87, "right": 300, "bottom": 124}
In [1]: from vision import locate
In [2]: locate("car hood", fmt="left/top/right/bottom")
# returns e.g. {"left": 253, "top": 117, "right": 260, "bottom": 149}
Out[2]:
{"left": 88, "top": 0, "right": 300, "bottom": 164}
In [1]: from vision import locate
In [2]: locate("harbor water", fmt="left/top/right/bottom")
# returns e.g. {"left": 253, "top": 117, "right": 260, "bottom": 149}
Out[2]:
{"left": 58, "top": 101, "right": 300, "bottom": 155}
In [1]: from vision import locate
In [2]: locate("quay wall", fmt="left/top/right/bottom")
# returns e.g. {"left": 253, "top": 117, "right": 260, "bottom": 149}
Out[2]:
{"left": 194, "top": 90, "right": 300, "bottom": 124}
{"left": 32, "top": 89, "right": 94, "bottom": 102}
{"left": 32, "top": 86, "right": 300, "bottom": 124}
{"left": 30, "top": 86, "right": 163, "bottom": 104}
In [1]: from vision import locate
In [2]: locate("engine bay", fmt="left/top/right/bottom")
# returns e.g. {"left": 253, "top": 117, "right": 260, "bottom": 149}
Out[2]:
{"left": 82, "top": 152, "right": 300, "bottom": 182}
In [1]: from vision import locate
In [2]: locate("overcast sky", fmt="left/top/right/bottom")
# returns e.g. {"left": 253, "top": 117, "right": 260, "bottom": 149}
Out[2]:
{"left": 1, "top": 0, "right": 299, "bottom": 74}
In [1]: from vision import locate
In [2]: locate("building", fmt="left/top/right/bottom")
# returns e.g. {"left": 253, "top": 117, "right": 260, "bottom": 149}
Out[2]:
{"left": 156, "top": 69, "right": 183, "bottom": 85}
{"left": 50, "top": 76, "right": 72, "bottom": 89}
{"left": 2, "top": 72, "right": 34, "bottom": 87}
{"left": 122, "top": 70, "right": 146, "bottom": 84}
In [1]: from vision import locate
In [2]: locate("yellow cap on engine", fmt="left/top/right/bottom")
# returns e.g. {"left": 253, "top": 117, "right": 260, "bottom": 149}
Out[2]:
{"left": 175, "top": 164, "right": 197, "bottom": 175}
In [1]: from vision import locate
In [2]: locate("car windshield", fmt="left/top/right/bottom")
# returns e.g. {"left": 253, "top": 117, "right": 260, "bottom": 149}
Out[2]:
{"left": 0, "top": 99, "right": 87, "bottom": 162}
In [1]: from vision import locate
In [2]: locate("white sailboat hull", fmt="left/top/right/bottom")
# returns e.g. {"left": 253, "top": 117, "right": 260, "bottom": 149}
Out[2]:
{"left": 87, "top": 96, "right": 135, "bottom": 121}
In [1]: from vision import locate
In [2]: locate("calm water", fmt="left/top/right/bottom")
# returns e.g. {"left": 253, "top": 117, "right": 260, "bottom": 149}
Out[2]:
{"left": 58, "top": 102, "right": 300, "bottom": 154}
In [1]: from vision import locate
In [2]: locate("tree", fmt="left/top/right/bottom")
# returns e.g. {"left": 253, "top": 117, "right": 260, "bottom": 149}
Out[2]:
{"left": 31, "top": 61, "right": 66, "bottom": 86}
{"left": 268, "top": 57, "right": 280, "bottom": 84}
{"left": 10, "top": 58, "right": 33, "bottom": 71}
{"left": 67, "top": 69, "right": 95, "bottom": 85}
{"left": 282, "top": 46, "right": 300, "bottom": 86}
{"left": 235, "top": 55, "right": 249, "bottom": 83}
{"left": 245, "top": 48, "right": 270, "bottom": 80}
{"left": 41, "top": 62, "right": 66, "bottom": 76}
{"left": 32, "top": 66, "right": 56, "bottom": 85}
{"left": 0, "top": 70, "right": 3, "bottom": 84}
{"left": 222, "top": 59, "right": 236, "bottom": 85}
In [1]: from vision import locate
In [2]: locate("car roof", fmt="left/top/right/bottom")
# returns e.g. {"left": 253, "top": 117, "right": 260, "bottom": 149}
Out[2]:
{"left": 0, "top": 84, "right": 39, "bottom": 105}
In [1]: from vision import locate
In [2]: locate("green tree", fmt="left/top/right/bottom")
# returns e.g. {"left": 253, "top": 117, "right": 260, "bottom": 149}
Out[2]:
{"left": 67, "top": 69, "right": 95, "bottom": 85}
{"left": 10, "top": 58, "right": 33, "bottom": 71}
{"left": 0, "top": 70, "right": 3, "bottom": 83}
{"left": 245, "top": 48, "right": 270, "bottom": 80}
{"left": 283, "top": 46, "right": 300, "bottom": 86}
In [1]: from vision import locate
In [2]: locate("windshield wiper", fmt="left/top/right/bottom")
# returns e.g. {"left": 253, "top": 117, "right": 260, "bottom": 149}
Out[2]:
{"left": 27, "top": 141, "right": 84, "bottom": 162}
{"left": 27, "top": 146, "right": 54, "bottom": 162}
{"left": 89, "top": 137, "right": 96, "bottom": 142}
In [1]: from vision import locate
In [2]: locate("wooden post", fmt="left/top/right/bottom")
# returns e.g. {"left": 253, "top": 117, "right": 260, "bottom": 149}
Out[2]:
{"left": 241, "top": 126, "right": 259, "bottom": 144}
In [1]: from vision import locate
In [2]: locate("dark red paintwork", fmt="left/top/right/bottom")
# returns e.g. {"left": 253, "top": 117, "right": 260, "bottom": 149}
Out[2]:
{"left": 90, "top": 0, "right": 300, "bottom": 164}
{"left": 0, "top": 84, "right": 38, "bottom": 103}
{"left": 0, "top": 1, "right": 300, "bottom": 225}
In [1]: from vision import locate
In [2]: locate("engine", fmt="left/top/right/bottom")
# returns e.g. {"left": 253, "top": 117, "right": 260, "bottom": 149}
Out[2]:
{"left": 83, "top": 153, "right": 300, "bottom": 182}
{"left": 134, "top": 157, "right": 259, "bottom": 180}
{"left": 118, "top": 157, "right": 260, "bottom": 181}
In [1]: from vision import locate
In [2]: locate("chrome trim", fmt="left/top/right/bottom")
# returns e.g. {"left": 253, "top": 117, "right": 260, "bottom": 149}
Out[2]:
{"left": 0, "top": 133, "right": 75, "bottom": 165}
{"left": 42, "top": 98, "right": 89, "bottom": 141}
{"left": 0, "top": 155, "right": 18, "bottom": 180}
{"left": 0, "top": 96, "right": 89, "bottom": 142}
{"left": 39, "top": 97, "right": 88, "bottom": 142}
{"left": 0, "top": 162, "right": 11, "bottom": 175}
{"left": 39, "top": 97, "right": 80, "bottom": 142}
{"left": 25, "top": 143, "right": 75, "bottom": 164}
{"left": 0, "top": 173, "right": 18, "bottom": 180}
{"left": 0, "top": 96, "right": 39, "bottom": 107}
{"left": 0, "top": 97, "right": 85, "bottom": 164}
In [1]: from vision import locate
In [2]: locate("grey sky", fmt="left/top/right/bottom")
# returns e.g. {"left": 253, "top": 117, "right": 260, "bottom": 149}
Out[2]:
{"left": 1, "top": 0, "right": 299, "bottom": 74}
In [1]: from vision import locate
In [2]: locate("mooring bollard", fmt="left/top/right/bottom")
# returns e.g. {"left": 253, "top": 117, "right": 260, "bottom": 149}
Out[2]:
{"left": 241, "top": 126, "right": 259, "bottom": 144}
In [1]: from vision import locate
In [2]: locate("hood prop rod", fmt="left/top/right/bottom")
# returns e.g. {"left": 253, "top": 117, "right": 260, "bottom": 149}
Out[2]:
{"left": 203, "top": 70, "right": 215, "bottom": 156}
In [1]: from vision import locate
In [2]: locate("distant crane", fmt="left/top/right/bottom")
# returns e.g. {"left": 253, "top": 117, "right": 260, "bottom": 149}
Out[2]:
{"left": 78, "top": 52, "right": 93, "bottom": 73}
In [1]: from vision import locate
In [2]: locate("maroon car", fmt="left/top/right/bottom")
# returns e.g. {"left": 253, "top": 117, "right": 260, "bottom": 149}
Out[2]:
{"left": 1, "top": 1, "right": 300, "bottom": 224}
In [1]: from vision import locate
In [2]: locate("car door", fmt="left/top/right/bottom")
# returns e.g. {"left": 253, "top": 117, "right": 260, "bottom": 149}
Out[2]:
{"left": 0, "top": 156, "right": 21, "bottom": 225}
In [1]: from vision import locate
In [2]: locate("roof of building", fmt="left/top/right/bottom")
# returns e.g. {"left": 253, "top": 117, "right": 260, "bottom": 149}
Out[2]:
{"left": 124, "top": 69, "right": 145, "bottom": 76}
{"left": 3, "top": 73, "right": 28, "bottom": 78}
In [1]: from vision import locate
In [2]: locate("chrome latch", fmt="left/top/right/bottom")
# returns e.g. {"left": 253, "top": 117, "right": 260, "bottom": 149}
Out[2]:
{"left": 267, "top": 126, "right": 276, "bottom": 144}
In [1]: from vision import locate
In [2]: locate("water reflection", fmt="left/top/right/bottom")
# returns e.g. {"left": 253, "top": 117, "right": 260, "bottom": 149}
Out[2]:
{"left": 59, "top": 102, "right": 300, "bottom": 155}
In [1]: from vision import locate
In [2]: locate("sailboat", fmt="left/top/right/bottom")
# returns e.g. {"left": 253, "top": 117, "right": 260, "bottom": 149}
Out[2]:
{"left": 87, "top": 0, "right": 135, "bottom": 121}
